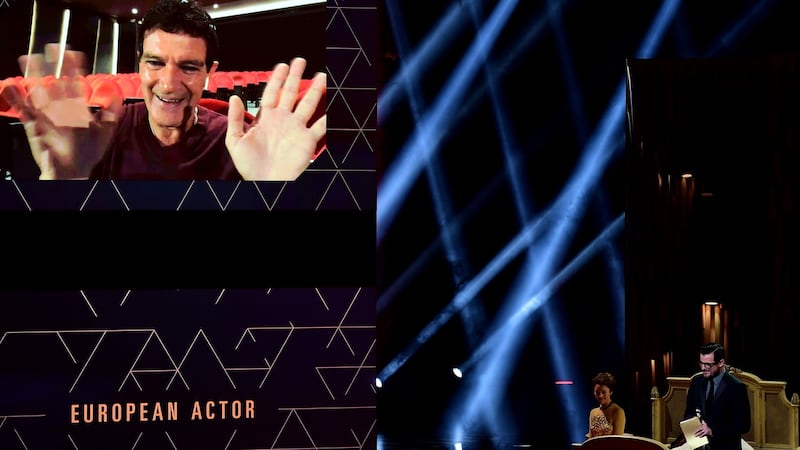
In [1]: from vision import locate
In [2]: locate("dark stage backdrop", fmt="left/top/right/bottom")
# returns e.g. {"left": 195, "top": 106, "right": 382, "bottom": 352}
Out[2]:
{"left": 625, "top": 55, "right": 800, "bottom": 436}
{"left": 375, "top": 2, "right": 800, "bottom": 449}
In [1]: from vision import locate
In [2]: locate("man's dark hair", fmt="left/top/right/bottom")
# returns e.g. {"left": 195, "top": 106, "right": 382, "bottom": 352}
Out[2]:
{"left": 138, "top": 0, "right": 219, "bottom": 69}
{"left": 700, "top": 342, "right": 725, "bottom": 363}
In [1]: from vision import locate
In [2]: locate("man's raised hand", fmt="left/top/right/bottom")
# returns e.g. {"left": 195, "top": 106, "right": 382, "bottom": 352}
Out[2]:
{"left": 225, "top": 57, "right": 326, "bottom": 181}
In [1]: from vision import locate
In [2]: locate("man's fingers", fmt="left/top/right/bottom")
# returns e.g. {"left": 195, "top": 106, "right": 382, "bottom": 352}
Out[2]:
{"left": 36, "top": 79, "right": 93, "bottom": 128}
{"left": 44, "top": 43, "right": 63, "bottom": 64}
{"left": 98, "top": 91, "right": 123, "bottom": 125}
{"left": 61, "top": 50, "right": 87, "bottom": 78}
{"left": 18, "top": 54, "right": 50, "bottom": 78}
{"left": 38, "top": 148, "right": 56, "bottom": 180}
{"left": 277, "top": 57, "right": 306, "bottom": 110}
{"left": 44, "top": 44, "right": 84, "bottom": 77}
{"left": 64, "top": 77, "right": 84, "bottom": 99}
{"left": 28, "top": 84, "right": 52, "bottom": 110}
{"left": 18, "top": 44, "right": 87, "bottom": 80}
{"left": 309, "top": 114, "right": 326, "bottom": 142}
{"left": 225, "top": 94, "right": 246, "bottom": 151}
{"left": 294, "top": 72, "right": 326, "bottom": 124}
{"left": 47, "top": 78, "right": 67, "bottom": 102}
{"left": 261, "top": 62, "right": 289, "bottom": 109}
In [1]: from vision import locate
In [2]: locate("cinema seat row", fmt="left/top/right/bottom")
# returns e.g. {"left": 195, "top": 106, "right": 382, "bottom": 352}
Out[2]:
{"left": 1, "top": 70, "right": 319, "bottom": 120}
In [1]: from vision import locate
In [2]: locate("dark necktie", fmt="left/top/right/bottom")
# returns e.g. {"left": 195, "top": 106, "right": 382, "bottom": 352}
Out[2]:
{"left": 706, "top": 379, "right": 715, "bottom": 413}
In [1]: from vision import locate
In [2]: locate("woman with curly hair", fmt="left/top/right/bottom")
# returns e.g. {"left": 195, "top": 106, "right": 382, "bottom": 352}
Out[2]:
{"left": 587, "top": 371, "right": 626, "bottom": 437}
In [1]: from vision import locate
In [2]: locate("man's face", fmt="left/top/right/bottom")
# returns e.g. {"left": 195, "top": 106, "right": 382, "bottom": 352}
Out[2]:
{"left": 139, "top": 29, "right": 215, "bottom": 133}
{"left": 699, "top": 353, "right": 723, "bottom": 378}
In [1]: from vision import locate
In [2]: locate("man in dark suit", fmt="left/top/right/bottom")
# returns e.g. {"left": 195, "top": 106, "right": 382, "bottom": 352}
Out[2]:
{"left": 683, "top": 343, "right": 750, "bottom": 450}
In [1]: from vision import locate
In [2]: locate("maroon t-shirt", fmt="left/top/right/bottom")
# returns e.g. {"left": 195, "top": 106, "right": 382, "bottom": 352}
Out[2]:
{"left": 90, "top": 102, "right": 244, "bottom": 180}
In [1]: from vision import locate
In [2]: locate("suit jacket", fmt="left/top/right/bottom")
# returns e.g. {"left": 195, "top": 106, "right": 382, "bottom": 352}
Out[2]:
{"left": 683, "top": 370, "right": 750, "bottom": 450}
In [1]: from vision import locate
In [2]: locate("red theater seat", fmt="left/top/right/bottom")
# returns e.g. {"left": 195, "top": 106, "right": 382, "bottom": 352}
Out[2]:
{"left": 74, "top": 75, "right": 93, "bottom": 103}
{"left": 243, "top": 72, "right": 258, "bottom": 86}
{"left": 213, "top": 73, "right": 234, "bottom": 90}
{"left": 205, "top": 76, "right": 218, "bottom": 94}
{"left": 199, "top": 97, "right": 255, "bottom": 124}
{"left": 0, "top": 77, "right": 26, "bottom": 118}
{"left": 89, "top": 78, "right": 124, "bottom": 109}
{"left": 212, "top": 72, "right": 235, "bottom": 101}
{"left": 114, "top": 76, "right": 139, "bottom": 99}
{"left": 255, "top": 71, "right": 271, "bottom": 83}
{"left": 230, "top": 72, "right": 245, "bottom": 87}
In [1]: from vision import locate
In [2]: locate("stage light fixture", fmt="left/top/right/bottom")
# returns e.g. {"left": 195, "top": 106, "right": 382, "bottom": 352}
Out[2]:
{"left": 453, "top": 368, "right": 463, "bottom": 378}
{"left": 375, "top": 378, "right": 382, "bottom": 388}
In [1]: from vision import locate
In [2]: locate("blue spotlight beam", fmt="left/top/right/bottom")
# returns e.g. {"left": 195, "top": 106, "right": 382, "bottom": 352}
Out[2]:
{"left": 385, "top": 0, "right": 464, "bottom": 273}
{"left": 702, "top": 0, "right": 774, "bottom": 56}
{"left": 387, "top": 0, "right": 487, "bottom": 347}
{"left": 501, "top": 0, "right": 680, "bottom": 294}
{"left": 423, "top": 103, "right": 487, "bottom": 349}
{"left": 450, "top": 0, "right": 681, "bottom": 443}
{"left": 454, "top": 1, "right": 676, "bottom": 436}
{"left": 460, "top": 0, "right": 587, "bottom": 422}
{"left": 541, "top": 301, "right": 586, "bottom": 444}
{"left": 377, "top": 107, "right": 571, "bottom": 314}
{"left": 394, "top": 2, "right": 674, "bottom": 432}
{"left": 637, "top": 0, "right": 682, "bottom": 57}
{"left": 378, "top": 124, "right": 625, "bottom": 386}
{"left": 378, "top": 122, "right": 625, "bottom": 384}
{"left": 465, "top": 0, "right": 566, "bottom": 224}
{"left": 377, "top": 0, "right": 520, "bottom": 243}
{"left": 459, "top": 1, "right": 558, "bottom": 438}
{"left": 377, "top": 173, "right": 503, "bottom": 313}
{"left": 446, "top": 212, "right": 621, "bottom": 445}
{"left": 555, "top": 0, "right": 627, "bottom": 340}
{"left": 380, "top": 0, "right": 571, "bottom": 319}
{"left": 378, "top": 2, "right": 467, "bottom": 125}
{"left": 377, "top": 206, "right": 554, "bottom": 383}
{"left": 457, "top": 213, "right": 623, "bottom": 388}
{"left": 378, "top": 4, "right": 574, "bottom": 315}
{"left": 380, "top": 0, "right": 681, "bottom": 386}
{"left": 546, "top": 0, "right": 590, "bottom": 144}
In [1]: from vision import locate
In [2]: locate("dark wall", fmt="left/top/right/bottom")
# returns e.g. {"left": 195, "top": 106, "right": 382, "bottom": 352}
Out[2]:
{"left": 214, "top": 5, "right": 326, "bottom": 75}
{"left": 118, "top": 19, "right": 137, "bottom": 73}
{"left": 0, "top": 0, "right": 35, "bottom": 77}
{"left": 0, "top": 1, "right": 325, "bottom": 78}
